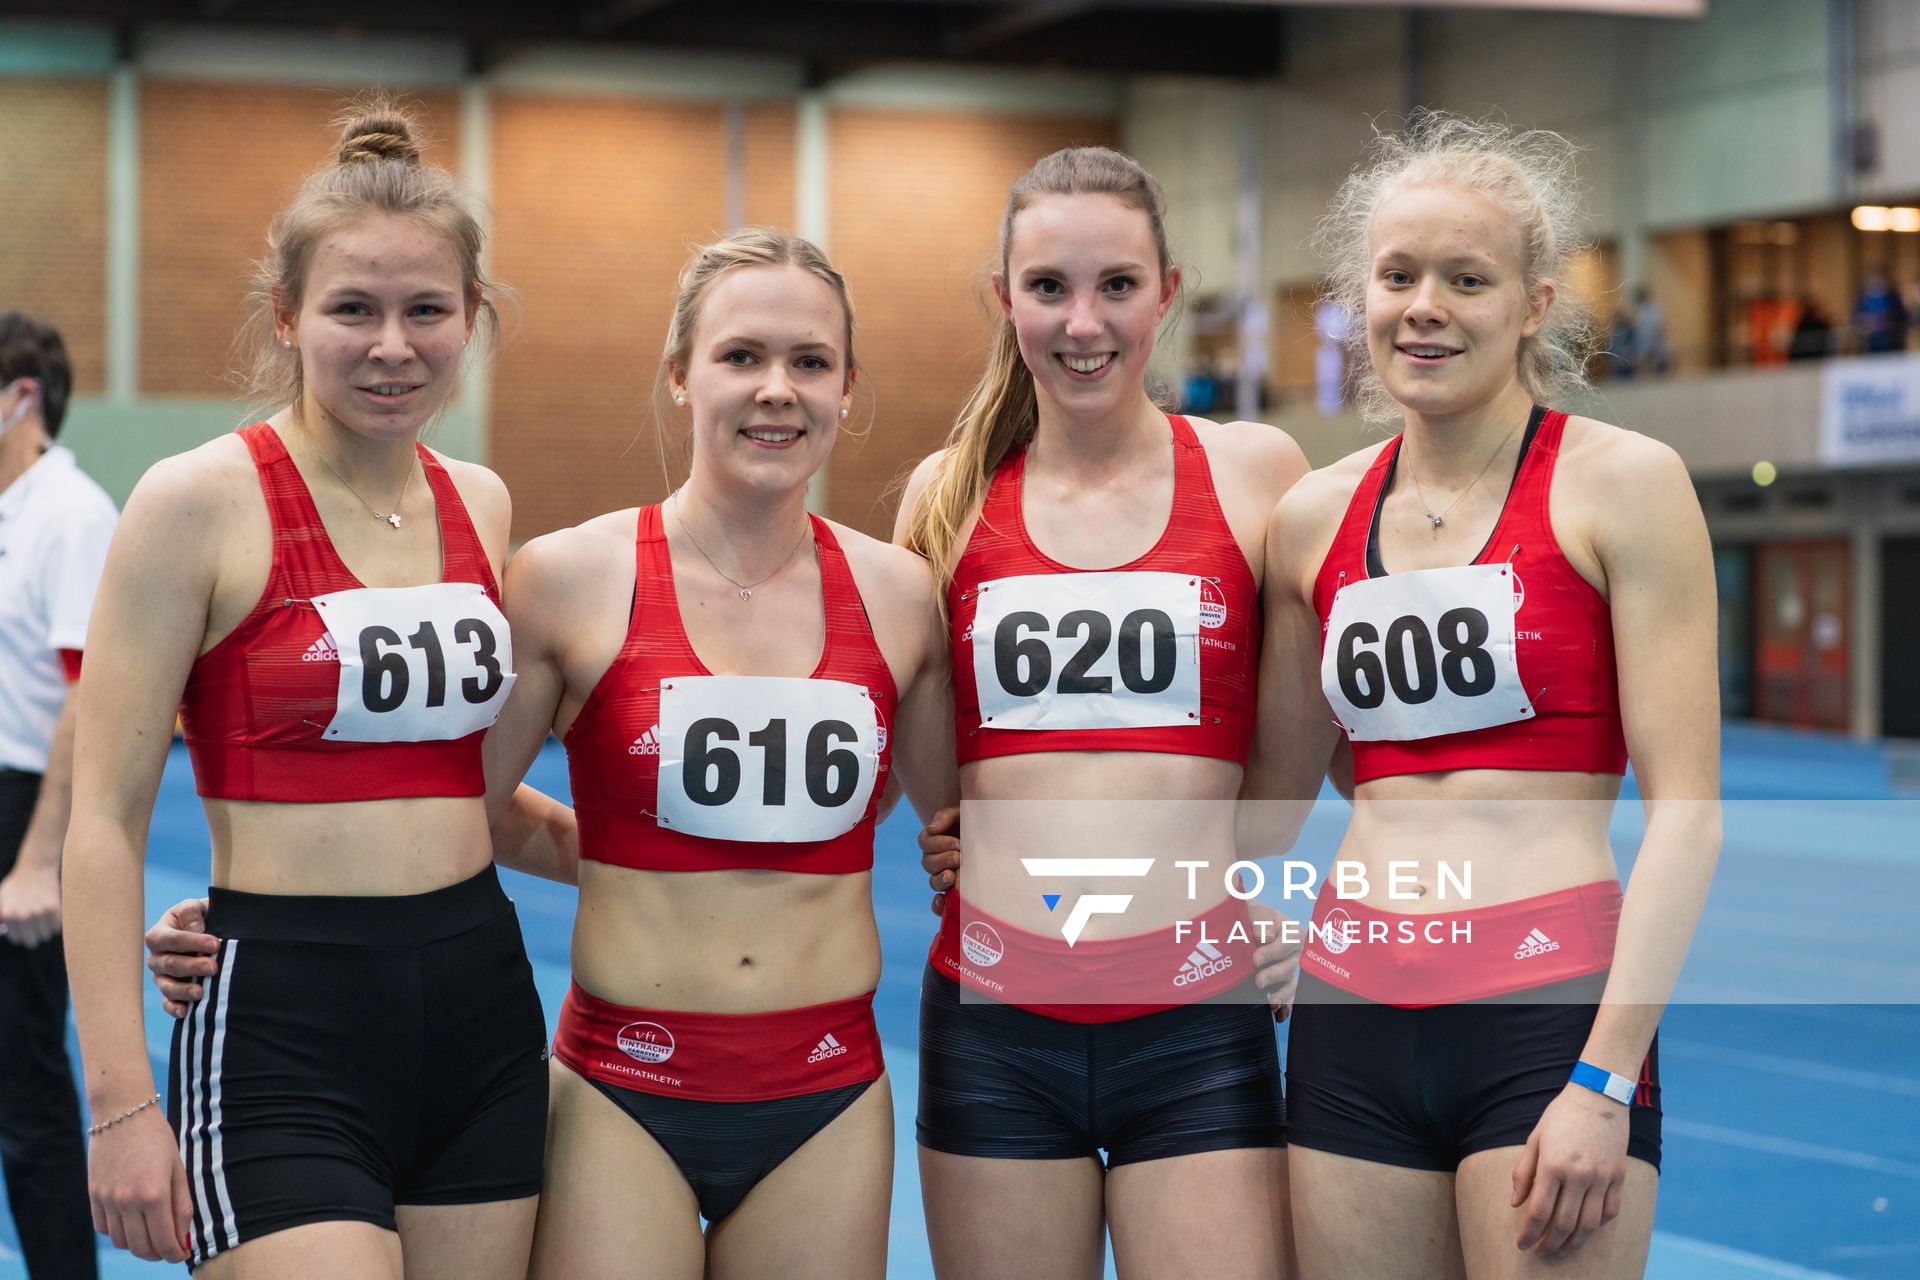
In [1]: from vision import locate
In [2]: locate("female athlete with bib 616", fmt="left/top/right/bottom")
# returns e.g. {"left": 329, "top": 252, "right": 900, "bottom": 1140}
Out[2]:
{"left": 1254, "top": 114, "right": 1720, "bottom": 1277}
{"left": 899, "top": 148, "right": 1309, "bottom": 1280}
{"left": 489, "top": 229, "right": 953, "bottom": 1279}
{"left": 66, "top": 103, "right": 547, "bottom": 1277}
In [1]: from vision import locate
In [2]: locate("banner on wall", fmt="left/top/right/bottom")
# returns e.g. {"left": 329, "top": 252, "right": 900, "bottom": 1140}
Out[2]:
{"left": 1819, "top": 354, "right": 1920, "bottom": 466}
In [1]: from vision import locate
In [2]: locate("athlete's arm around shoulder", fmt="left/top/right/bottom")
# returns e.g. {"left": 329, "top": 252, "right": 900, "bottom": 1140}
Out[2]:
{"left": 1184, "top": 417, "right": 1311, "bottom": 573}
{"left": 426, "top": 449, "right": 512, "bottom": 580}
{"left": 64, "top": 439, "right": 259, "bottom": 1263}
{"left": 836, "top": 520, "right": 959, "bottom": 823}
{"left": 891, "top": 447, "right": 951, "bottom": 548}
{"left": 1240, "top": 451, "right": 1375, "bottom": 816}
{"left": 483, "top": 510, "right": 633, "bottom": 883}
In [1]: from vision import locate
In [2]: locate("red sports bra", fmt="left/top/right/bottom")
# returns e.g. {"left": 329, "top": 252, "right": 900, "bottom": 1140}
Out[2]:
{"left": 950, "top": 414, "right": 1259, "bottom": 767}
{"left": 1312, "top": 407, "right": 1627, "bottom": 783}
{"left": 179, "top": 423, "right": 503, "bottom": 802}
{"left": 564, "top": 505, "right": 897, "bottom": 875}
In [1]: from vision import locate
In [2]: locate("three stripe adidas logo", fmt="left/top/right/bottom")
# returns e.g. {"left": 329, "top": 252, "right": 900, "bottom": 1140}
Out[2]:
{"left": 808, "top": 1032, "right": 847, "bottom": 1064}
{"left": 1514, "top": 927, "right": 1561, "bottom": 960}
{"left": 301, "top": 635, "right": 339, "bottom": 663}
{"left": 1173, "top": 939, "right": 1233, "bottom": 987}
{"left": 628, "top": 727, "right": 661, "bottom": 756}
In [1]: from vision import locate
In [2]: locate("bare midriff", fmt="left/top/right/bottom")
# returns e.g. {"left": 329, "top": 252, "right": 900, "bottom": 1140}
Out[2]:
{"left": 954, "top": 750, "right": 1244, "bottom": 939}
{"left": 206, "top": 795, "right": 493, "bottom": 897}
{"left": 572, "top": 861, "right": 881, "bottom": 1013}
{"left": 1337, "top": 768, "right": 1625, "bottom": 912}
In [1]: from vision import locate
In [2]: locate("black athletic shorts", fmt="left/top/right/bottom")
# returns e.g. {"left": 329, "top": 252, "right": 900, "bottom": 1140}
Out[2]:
{"left": 916, "top": 965, "right": 1285, "bottom": 1166}
{"left": 168, "top": 865, "right": 548, "bottom": 1269}
{"left": 1285, "top": 973, "right": 1662, "bottom": 1173}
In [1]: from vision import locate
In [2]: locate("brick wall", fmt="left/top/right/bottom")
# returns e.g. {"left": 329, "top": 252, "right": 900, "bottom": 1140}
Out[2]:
{"left": 138, "top": 84, "right": 461, "bottom": 398}
{"left": 0, "top": 79, "right": 109, "bottom": 394}
{"left": 825, "top": 109, "right": 1117, "bottom": 538}
{"left": 487, "top": 96, "right": 795, "bottom": 541}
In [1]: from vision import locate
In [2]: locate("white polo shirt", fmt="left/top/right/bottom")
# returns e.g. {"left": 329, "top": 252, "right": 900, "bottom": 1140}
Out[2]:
{"left": 0, "top": 445, "right": 118, "bottom": 773}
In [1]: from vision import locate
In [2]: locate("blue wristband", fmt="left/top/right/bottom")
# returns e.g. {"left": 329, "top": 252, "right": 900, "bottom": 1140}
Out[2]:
{"left": 1569, "top": 1060, "right": 1635, "bottom": 1106}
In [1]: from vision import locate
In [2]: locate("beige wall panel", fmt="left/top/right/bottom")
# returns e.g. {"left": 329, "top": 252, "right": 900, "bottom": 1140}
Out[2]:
{"left": 138, "top": 82, "right": 461, "bottom": 397}
{"left": 0, "top": 77, "right": 108, "bottom": 395}
{"left": 826, "top": 108, "right": 1116, "bottom": 538}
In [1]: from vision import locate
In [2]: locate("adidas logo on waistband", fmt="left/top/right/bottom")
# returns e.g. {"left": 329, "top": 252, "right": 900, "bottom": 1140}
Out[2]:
{"left": 628, "top": 727, "right": 661, "bottom": 756}
{"left": 1173, "top": 939, "right": 1233, "bottom": 987}
{"left": 1514, "top": 928, "right": 1561, "bottom": 960}
{"left": 301, "top": 635, "right": 339, "bottom": 663}
{"left": 808, "top": 1032, "right": 848, "bottom": 1064}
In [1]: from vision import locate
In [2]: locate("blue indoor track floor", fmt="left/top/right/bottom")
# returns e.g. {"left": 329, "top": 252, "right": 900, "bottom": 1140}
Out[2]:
{"left": 7, "top": 721, "right": 1916, "bottom": 1278}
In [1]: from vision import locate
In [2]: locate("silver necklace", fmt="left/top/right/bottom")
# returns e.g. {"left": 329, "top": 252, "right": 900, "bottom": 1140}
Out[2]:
{"left": 1404, "top": 417, "right": 1522, "bottom": 534}
{"left": 297, "top": 426, "right": 414, "bottom": 529}
{"left": 672, "top": 491, "right": 811, "bottom": 600}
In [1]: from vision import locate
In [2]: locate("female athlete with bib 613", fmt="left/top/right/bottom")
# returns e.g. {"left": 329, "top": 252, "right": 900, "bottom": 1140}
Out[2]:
{"left": 66, "top": 104, "right": 546, "bottom": 1277}
{"left": 899, "top": 148, "right": 1309, "bottom": 1280}
{"left": 1255, "top": 114, "right": 1719, "bottom": 1277}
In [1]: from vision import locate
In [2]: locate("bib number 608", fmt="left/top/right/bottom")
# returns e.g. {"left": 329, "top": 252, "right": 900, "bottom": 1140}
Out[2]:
{"left": 1334, "top": 607, "right": 1495, "bottom": 709}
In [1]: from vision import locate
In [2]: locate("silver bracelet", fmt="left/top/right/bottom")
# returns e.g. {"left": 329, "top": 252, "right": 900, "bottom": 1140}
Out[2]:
{"left": 87, "top": 1093, "right": 161, "bottom": 1137}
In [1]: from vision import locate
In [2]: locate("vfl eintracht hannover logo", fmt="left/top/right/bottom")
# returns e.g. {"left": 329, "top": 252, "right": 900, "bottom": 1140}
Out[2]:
{"left": 1020, "top": 858, "right": 1156, "bottom": 946}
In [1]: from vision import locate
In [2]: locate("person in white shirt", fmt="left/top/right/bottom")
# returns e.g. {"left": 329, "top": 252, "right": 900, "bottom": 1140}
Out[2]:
{"left": 0, "top": 310, "right": 117, "bottom": 1279}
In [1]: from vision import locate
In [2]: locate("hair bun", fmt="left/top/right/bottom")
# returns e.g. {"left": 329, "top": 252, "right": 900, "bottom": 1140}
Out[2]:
{"left": 336, "top": 106, "right": 422, "bottom": 166}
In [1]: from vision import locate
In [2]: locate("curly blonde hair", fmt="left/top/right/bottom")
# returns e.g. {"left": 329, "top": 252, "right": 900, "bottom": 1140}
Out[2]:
{"left": 1313, "top": 110, "right": 1596, "bottom": 424}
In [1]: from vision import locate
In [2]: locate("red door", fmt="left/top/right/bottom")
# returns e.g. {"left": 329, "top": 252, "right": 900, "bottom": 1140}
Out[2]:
{"left": 1754, "top": 540, "right": 1850, "bottom": 730}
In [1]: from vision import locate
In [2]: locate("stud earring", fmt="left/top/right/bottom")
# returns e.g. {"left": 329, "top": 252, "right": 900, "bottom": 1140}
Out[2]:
{"left": 674, "top": 394, "right": 686, "bottom": 406}
{"left": 282, "top": 339, "right": 292, "bottom": 349}
{"left": 840, "top": 408, "right": 849, "bottom": 420}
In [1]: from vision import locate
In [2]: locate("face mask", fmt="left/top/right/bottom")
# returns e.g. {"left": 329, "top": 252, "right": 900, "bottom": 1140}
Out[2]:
{"left": 0, "top": 379, "right": 36, "bottom": 433}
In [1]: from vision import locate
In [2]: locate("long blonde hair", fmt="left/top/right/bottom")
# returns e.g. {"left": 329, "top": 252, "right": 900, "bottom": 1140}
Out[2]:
{"left": 903, "top": 147, "right": 1174, "bottom": 592}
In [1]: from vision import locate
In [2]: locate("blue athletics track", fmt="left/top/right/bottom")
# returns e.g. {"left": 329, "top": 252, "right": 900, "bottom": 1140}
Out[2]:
{"left": 7, "top": 722, "right": 1916, "bottom": 1279}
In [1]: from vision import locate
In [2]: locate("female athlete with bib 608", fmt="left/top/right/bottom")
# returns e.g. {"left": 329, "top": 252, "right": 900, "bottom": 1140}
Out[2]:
{"left": 66, "top": 104, "right": 547, "bottom": 1276}
{"left": 898, "top": 148, "right": 1309, "bottom": 1279}
{"left": 489, "top": 230, "right": 951, "bottom": 1278}
{"left": 1256, "top": 114, "right": 1719, "bottom": 1276}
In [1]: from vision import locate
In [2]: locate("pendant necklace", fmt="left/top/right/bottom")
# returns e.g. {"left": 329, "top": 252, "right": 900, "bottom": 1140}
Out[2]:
{"left": 672, "top": 490, "right": 811, "bottom": 600}
{"left": 1404, "top": 416, "right": 1522, "bottom": 535}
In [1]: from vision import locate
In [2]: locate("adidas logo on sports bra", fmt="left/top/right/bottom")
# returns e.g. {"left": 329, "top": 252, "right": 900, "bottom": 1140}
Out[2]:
{"left": 1514, "top": 928, "right": 1561, "bottom": 960}
{"left": 301, "top": 635, "right": 339, "bottom": 663}
{"left": 808, "top": 1033, "right": 848, "bottom": 1064}
{"left": 628, "top": 727, "right": 661, "bottom": 756}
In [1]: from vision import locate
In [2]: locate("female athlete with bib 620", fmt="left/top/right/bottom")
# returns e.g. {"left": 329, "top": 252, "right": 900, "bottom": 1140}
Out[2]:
{"left": 1255, "top": 114, "right": 1720, "bottom": 1277}
{"left": 899, "top": 148, "right": 1309, "bottom": 1280}
{"left": 66, "top": 104, "right": 546, "bottom": 1277}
